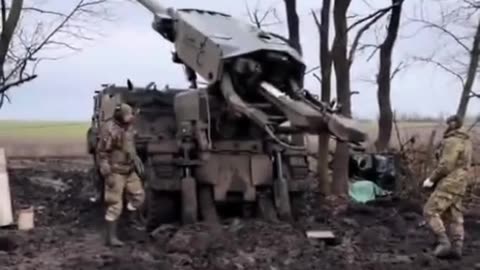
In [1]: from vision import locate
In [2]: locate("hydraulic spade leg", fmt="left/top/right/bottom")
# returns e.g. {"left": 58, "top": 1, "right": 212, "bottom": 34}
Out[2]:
{"left": 273, "top": 150, "right": 292, "bottom": 221}
{"left": 180, "top": 145, "right": 198, "bottom": 224}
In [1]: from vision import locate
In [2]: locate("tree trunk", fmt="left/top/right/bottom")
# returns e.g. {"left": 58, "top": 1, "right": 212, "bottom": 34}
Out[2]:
{"left": 456, "top": 16, "right": 480, "bottom": 119}
{"left": 284, "top": 0, "right": 304, "bottom": 146}
{"left": 284, "top": 0, "right": 302, "bottom": 55}
{"left": 0, "top": 0, "right": 24, "bottom": 80}
{"left": 331, "top": 0, "right": 351, "bottom": 196}
{"left": 316, "top": 0, "right": 333, "bottom": 196}
{"left": 375, "top": 0, "right": 403, "bottom": 152}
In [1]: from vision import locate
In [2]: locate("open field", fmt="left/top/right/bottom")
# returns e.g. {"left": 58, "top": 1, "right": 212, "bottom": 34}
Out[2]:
{"left": 0, "top": 121, "right": 89, "bottom": 139}
{"left": 0, "top": 120, "right": 478, "bottom": 159}
{"left": 0, "top": 121, "right": 89, "bottom": 157}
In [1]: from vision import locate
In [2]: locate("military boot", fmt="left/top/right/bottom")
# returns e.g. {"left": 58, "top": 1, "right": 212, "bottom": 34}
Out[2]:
{"left": 105, "top": 220, "right": 124, "bottom": 247}
{"left": 450, "top": 239, "right": 463, "bottom": 260}
{"left": 126, "top": 210, "right": 145, "bottom": 231}
{"left": 433, "top": 232, "right": 451, "bottom": 258}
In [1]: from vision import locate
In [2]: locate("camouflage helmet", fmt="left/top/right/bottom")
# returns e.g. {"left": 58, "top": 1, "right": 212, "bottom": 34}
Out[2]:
{"left": 114, "top": 103, "right": 134, "bottom": 121}
{"left": 119, "top": 103, "right": 133, "bottom": 116}
{"left": 445, "top": 114, "right": 462, "bottom": 128}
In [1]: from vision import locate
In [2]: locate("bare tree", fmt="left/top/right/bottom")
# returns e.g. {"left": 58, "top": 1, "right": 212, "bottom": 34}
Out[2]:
{"left": 331, "top": 0, "right": 352, "bottom": 196}
{"left": 375, "top": 0, "right": 404, "bottom": 152}
{"left": 283, "top": 0, "right": 301, "bottom": 55}
{"left": 338, "top": 0, "right": 407, "bottom": 152}
{"left": 0, "top": 0, "right": 111, "bottom": 107}
{"left": 312, "top": 0, "right": 332, "bottom": 196}
{"left": 282, "top": 0, "right": 305, "bottom": 147}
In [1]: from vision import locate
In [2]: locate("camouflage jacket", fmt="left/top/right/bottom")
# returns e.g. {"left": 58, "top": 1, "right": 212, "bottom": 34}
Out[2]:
{"left": 429, "top": 128, "right": 472, "bottom": 195}
{"left": 96, "top": 119, "right": 138, "bottom": 175}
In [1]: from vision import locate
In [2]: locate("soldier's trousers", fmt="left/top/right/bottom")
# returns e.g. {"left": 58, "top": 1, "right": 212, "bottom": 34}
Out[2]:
{"left": 423, "top": 189, "right": 464, "bottom": 242}
{"left": 104, "top": 172, "right": 145, "bottom": 221}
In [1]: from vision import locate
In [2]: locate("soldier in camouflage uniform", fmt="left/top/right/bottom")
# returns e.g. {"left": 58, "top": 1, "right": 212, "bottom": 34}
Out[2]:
{"left": 96, "top": 103, "right": 146, "bottom": 247}
{"left": 422, "top": 115, "right": 472, "bottom": 259}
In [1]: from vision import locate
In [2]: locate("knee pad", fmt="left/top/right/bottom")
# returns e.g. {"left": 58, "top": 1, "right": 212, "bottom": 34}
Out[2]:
{"left": 105, "top": 192, "right": 121, "bottom": 206}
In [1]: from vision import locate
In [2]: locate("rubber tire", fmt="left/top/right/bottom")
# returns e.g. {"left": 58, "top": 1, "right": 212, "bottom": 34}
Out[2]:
{"left": 257, "top": 192, "right": 278, "bottom": 222}
{"left": 198, "top": 186, "right": 219, "bottom": 224}
{"left": 145, "top": 189, "right": 178, "bottom": 232}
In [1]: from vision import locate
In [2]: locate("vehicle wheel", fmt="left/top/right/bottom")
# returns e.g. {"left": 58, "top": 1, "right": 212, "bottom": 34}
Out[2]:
{"left": 198, "top": 186, "right": 219, "bottom": 224}
{"left": 145, "top": 189, "right": 178, "bottom": 232}
{"left": 257, "top": 191, "right": 278, "bottom": 222}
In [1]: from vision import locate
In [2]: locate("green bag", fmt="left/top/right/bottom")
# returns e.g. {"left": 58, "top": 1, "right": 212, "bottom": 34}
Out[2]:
{"left": 348, "top": 180, "right": 390, "bottom": 203}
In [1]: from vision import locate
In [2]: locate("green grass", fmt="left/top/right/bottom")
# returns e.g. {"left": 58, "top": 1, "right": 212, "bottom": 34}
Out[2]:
{"left": 0, "top": 120, "right": 443, "bottom": 141}
{"left": 0, "top": 120, "right": 89, "bottom": 140}
{"left": 0, "top": 119, "right": 475, "bottom": 142}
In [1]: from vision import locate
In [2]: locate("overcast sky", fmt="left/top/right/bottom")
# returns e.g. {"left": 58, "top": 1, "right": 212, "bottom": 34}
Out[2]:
{"left": 0, "top": 0, "right": 479, "bottom": 121}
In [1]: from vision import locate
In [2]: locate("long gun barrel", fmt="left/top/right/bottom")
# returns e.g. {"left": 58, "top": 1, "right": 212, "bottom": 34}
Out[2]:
{"left": 136, "top": 0, "right": 171, "bottom": 18}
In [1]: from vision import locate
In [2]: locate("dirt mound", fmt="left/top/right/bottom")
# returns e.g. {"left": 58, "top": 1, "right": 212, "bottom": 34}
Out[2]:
{"left": 1, "top": 158, "right": 480, "bottom": 270}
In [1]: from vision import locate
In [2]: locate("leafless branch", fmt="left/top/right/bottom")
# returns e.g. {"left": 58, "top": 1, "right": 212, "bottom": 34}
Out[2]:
{"left": 0, "top": 74, "right": 36, "bottom": 93}
{"left": 19, "top": 7, "right": 67, "bottom": 17}
{"left": 361, "top": 0, "right": 374, "bottom": 9}
{"left": 245, "top": 1, "right": 256, "bottom": 26}
{"left": 463, "top": 0, "right": 480, "bottom": 9}
{"left": 366, "top": 45, "right": 381, "bottom": 61}
{"left": 390, "top": 61, "right": 407, "bottom": 80}
{"left": 0, "top": 92, "right": 10, "bottom": 108}
{"left": 245, "top": 0, "right": 280, "bottom": 29}
{"left": 470, "top": 91, "right": 480, "bottom": 98}
{"left": 410, "top": 18, "right": 470, "bottom": 52}
{"left": 413, "top": 56, "right": 466, "bottom": 86}
{"left": 0, "top": 0, "right": 110, "bottom": 100}
{"left": 349, "top": 10, "right": 390, "bottom": 66}
{"left": 348, "top": 2, "right": 400, "bottom": 31}
{"left": 305, "top": 65, "right": 320, "bottom": 75}
{"left": 312, "top": 9, "right": 321, "bottom": 31}
{"left": 313, "top": 73, "right": 322, "bottom": 84}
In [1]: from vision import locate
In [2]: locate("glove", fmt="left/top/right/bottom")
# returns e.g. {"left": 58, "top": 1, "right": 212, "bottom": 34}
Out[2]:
{"left": 133, "top": 156, "right": 145, "bottom": 177}
{"left": 422, "top": 178, "right": 434, "bottom": 188}
{"left": 99, "top": 162, "right": 111, "bottom": 177}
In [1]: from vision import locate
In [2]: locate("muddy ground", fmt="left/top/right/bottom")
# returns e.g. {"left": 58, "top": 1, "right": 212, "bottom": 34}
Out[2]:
{"left": 1, "top": 158, "right": 480, "bottom": 270}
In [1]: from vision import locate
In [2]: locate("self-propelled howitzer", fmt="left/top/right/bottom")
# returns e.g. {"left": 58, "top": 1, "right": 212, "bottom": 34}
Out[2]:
{"left": 86, "top": 1, "right": 369, "bottom": 228}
